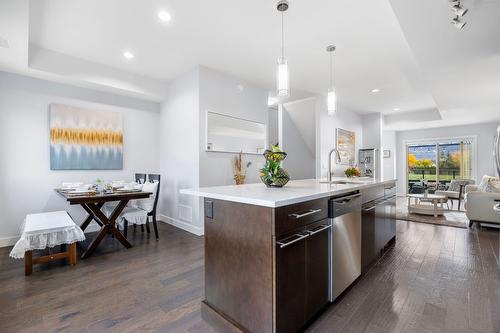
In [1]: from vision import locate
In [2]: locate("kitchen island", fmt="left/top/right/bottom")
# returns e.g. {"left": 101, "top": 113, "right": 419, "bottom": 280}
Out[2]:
{"left": 181, "top": 177, "right": 397, "bottom": 333}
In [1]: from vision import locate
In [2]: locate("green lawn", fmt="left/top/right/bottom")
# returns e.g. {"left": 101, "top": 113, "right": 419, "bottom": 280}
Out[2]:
{"left": 408, "top": 173, "right": 456, "bottom": 181}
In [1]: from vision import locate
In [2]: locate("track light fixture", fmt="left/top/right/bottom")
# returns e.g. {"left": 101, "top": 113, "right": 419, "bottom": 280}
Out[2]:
{"left": 449, "top": 0, "right": 468, "bottom": 29}
{"left": 451, "top": 16, "right": 467, "bottom": 29}
{"left": 452, "top": 3, "right": 468, "bottom": 17}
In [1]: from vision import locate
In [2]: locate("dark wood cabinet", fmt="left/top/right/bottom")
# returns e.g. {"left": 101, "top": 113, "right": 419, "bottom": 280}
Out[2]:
{"left": 305, "top": 220, "right": 330, "bottom": 320}
{"left": 374, "top": 200, "right": 387, "bottom": 255}
{"left": 202, "top": 183, "right": 396, "bottom": 333}
{"left": 276, "top": 233, "right": 307, "bottom": 332}
{"left": 361, "top": 182, "right": 397, "bottom": 273}
{"left": 276, "top": 219, "right": 330, "bottom": 332}
{"left": 361, "top": 204, "right": 377, "bottom": 273}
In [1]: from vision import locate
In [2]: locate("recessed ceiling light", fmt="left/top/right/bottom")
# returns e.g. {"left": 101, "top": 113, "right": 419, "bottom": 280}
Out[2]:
{"left": 158, "top": 10, "right": 172, "bottom": 22}
{"left": 371, "top": 88, "right": 380, "bottom": 93}
{"left": 393, "top": 107, "right": 400, "bottom": 111}
{"left": 123, "top": 51, "right": 134, "bottom": 60}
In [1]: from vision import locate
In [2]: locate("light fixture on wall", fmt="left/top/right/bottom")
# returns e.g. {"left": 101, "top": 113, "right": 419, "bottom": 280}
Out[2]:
{"left": 326, "top": 45, "right": 337, "bottom": 115}
{"left": 276, "top": 0, "right": 289, "bottom": 98}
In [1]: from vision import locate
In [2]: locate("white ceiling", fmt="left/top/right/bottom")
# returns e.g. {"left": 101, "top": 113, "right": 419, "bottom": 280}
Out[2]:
{"left": 387, "top": 0, "right": 500, "bottom": 130}
{"left": 1, "top": 0, "right": 499, "bottom": 130}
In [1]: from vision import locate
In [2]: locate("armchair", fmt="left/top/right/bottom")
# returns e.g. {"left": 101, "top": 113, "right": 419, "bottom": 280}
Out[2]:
{"left": 435, "top": 179, "right": 475, "bottom": 210}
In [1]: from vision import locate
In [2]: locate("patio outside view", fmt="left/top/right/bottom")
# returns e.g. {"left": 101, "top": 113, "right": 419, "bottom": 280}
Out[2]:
{"left": 407, "top": 141, "right": 473, "bottom": 193}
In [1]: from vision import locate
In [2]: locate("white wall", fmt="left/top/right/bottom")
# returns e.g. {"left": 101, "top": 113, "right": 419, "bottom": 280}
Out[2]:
{"left": 0, "top": 71, "right": 161, "bottom": 246}
{"left": 158, "top": 68, "right": 202, "bottom": 235}
{"left": 382, "top": 130, "right": 397, "bottom": 179}
{"left": 316, "top": 96, "right": 363, "bottom": 179}
{"left": 198, "top": 67, "right": 268, "bottom": 187}
{"left": 361, "top": 113, "right": 383, "bottom": 178}
{"left": 159, "top": 67, "right": 269, "bottom": 235}
{"left": 395, "top": 122, "right": 499, "bottom": 195}
{"left": 282, "top": 99, "right": 316, "bottom": 180}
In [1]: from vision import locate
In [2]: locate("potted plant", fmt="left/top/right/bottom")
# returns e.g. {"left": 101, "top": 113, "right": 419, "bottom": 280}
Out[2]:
{"left": 259, "top": 145, "right": 290, "bottom": 187}
{"left": 344, "top": 166, "right": 361, "bottom": 178}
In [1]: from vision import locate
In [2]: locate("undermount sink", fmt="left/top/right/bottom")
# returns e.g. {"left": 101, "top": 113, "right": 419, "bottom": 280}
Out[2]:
{"left": 320, "top": 180, "right": 363, "bottom": 185}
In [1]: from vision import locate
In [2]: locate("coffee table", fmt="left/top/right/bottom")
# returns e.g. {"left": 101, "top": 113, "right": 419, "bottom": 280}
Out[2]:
{"left": 407, "top": 194, "right": 448, "bottom": 217}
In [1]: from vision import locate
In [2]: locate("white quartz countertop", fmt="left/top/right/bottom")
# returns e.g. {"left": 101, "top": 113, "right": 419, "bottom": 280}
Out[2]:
{"left": 180, "top": 178, "right": 397, "bottom": 208}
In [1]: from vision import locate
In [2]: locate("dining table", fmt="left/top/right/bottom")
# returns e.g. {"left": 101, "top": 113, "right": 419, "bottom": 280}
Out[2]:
{"left": 55, "top": 189, "right": 152, "bottom": 259}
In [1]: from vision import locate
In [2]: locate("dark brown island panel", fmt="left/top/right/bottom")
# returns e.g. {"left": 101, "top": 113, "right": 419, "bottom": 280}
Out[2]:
{"left": 201, "top": 181, "right": 396, "bottom": 333}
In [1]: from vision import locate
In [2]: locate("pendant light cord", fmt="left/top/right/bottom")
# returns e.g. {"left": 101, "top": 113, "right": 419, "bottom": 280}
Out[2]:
{"left": 329, "top": 51, "right": 333, "bottom": 88}
{"left": 281, "top": 11, "right": 285, "bottom": 59}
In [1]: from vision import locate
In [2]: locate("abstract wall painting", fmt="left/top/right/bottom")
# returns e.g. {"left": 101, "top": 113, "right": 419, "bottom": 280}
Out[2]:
{"left": 336, "top": 128, "right": 356, "bottom": 165}
{"left": 49, "top": 104, "right": 123, "bottom": 170}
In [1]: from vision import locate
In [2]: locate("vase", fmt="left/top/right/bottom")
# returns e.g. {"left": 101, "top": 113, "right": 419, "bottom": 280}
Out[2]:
{"left": 260, "top": 149, "right": 290, "bottom": 188}
{"left": 234, "top": 173, "right": 246, "bottom": 185}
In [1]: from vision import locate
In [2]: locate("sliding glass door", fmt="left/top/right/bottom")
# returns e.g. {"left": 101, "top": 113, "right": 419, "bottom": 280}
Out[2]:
{"left": 406, "top": 138, "right": 474, "bottom": 194}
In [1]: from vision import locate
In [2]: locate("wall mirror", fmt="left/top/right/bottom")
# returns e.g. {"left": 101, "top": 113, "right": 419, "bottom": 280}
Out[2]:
{"left": 206, "top": 111, "right": 266, "bottom": 154}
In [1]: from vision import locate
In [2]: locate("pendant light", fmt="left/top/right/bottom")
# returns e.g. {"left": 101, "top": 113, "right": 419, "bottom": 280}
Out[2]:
{"left": 327, "top": 45, "right": 337, "bottom": 115}
{"left": 276, "top": 0, "right": 289, "bottom": 97}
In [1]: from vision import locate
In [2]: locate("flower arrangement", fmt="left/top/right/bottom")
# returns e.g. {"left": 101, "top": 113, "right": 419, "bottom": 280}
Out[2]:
{"left": 232, "top": 152, "right": 252, "bottom": 185}
{"left": 259, "top": 145, "right": 290, "bottom": 187}
{"left": 344, "top": 166, "right": 361, "bottom": 178}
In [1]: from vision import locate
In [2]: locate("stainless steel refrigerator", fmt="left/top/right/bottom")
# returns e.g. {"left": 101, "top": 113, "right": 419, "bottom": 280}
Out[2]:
{"left": 496, "top": 125, "right": 500, "bottom": 177}
{"left": 359, "top": 148, "right": 379, "bottom": 178}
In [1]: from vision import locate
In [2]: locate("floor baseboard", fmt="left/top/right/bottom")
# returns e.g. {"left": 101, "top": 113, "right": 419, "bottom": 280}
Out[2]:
{"left": 158, "top": 214, "right": 204, "bottom": 236}
{"left": 0, "top": 236, "right": 18, "bottom": 248}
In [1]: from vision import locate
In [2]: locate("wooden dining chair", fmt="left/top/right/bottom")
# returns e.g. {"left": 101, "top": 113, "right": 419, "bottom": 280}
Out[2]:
{"left": 135, "top": 173, "right": 147, "bottom": 184}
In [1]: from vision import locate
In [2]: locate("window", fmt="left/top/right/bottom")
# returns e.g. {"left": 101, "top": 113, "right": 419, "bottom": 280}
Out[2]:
{"left": 406, "top": 138, "right": 474, "bottom": 194}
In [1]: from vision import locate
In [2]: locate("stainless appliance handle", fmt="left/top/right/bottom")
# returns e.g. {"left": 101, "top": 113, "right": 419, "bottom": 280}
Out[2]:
{"left": 306, "top": 224, "right": 331, "bottom": 236}
{"left": 289, "top": 209, "right": 322, "bottom": 219}
{"left": 332, "top": 193, "right": 361, "bottom": 204}
{"left": 276, "top": 233, "right": 309, "bottom": 248}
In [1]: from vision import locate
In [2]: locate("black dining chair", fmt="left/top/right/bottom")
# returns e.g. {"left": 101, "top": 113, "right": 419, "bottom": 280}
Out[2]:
{"left": 135, "top": 173, "right": 147, "bottom": 184}
{"left": 147, "top": 174, "right": 161, "bottom": 239}
{"left": 123, "top": 174, "right": 161, "bottom": 240}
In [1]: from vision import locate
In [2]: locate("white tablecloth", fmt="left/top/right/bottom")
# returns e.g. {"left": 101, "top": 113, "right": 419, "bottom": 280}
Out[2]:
{"left": 10, "top": 211, "right": 85, "bottom": 259}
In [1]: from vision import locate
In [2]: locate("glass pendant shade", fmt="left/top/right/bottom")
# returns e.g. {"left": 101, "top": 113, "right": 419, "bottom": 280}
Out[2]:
{"left": 327, "top": 88, "right": 336, "bottom": 115}
{"left": 277, "top": 57, "right": 289, "bottom": 97}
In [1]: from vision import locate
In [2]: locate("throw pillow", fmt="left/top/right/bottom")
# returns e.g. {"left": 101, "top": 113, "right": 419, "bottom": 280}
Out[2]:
{"left": 478, "top": 175, "right": 496, "bottom": 192}
{"left": 484, "top": 178, "right": 500, "bottom": 193}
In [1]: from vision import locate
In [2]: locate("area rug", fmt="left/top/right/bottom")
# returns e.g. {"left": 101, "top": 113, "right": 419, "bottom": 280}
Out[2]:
{"left": 396, "top": 197, "right": 468, "bottom": 229}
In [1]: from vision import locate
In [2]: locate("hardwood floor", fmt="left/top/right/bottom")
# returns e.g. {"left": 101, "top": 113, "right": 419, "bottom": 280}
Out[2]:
{"left": 0, "top": 221, "right": 498, "bottom": 333}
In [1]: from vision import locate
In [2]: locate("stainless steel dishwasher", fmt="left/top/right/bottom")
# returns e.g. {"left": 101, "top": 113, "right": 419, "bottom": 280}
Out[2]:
{"left": 329, "top": 192, "right": 362, "bottom": 302}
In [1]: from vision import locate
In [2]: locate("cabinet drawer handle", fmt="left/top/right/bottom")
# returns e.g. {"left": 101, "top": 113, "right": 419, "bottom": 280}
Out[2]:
{"left": 289, "top": 209, "right": 322, "bottom": 219}
{"left": 306, "top": 224, "right": 331, "bottom": 235}
{"left": 363, "top": 206, "right": 376, "bottom": 211}
{"left": 277, "top": 233, "right": 309, "bottom": 248}
{"left": 332, "top": 193, "right": 361, "bottom": 204}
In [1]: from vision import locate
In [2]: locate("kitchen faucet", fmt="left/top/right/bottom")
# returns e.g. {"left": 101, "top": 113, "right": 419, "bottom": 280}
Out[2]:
{"left": 327, "top": 148, "right": 342, "bottom": 183}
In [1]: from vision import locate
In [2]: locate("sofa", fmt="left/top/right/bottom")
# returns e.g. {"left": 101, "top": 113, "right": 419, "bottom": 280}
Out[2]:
{"left": 465, "top": 175, "right": 500, "bottom": 227}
